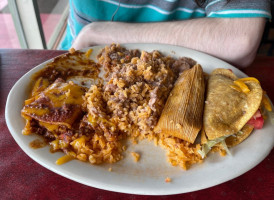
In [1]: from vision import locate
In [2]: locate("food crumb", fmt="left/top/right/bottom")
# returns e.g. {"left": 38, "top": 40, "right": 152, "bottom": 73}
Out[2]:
{"left": 219, "top": 149, "right": 227, "bottom": 157}
{"left": 131, "top": 152, "right": 140, "bottom": 162}
{"left": 154, "top": 137, "right": 158, "bottom": 146}
{"left": 29, "top": 139, "right": 47, "bottom": 149}
{"left": 122, "top": 145, "right": 127, "bottom": 151}
{"left": 85, "top": 48, "right": 93, "bottom": 58}
{"left": 69, "top": 48, "right": 75, "bottom": 54}
{"left": 131, "top": 138, "right": 138, "bottom": 145}
{"left": 165, "top": 177, "right": 171, "bottom": 183}
{"left": 108, "top": 167, "right": 112, "bottom": 172}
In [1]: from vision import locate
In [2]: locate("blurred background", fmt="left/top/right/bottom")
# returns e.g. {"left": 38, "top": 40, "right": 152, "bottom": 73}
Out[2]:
{"left": 0, "top": 0, "right": 68, "bottom": 50}
{"left": 0, "top": 0, "right": 273, "bottom": 55}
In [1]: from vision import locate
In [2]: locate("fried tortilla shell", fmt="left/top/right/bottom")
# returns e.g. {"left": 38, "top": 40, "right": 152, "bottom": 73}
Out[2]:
{"left": 154, "top": 64, "right": 205, "bottom": 143}
{"left": 201, "top": 123, "right": 254, "bottom": 147}
{"left": 226, "top": 124, "right": 254, "bottom": 147}
{"left": 203, "top": 68, "right": 263, "bottom": 140}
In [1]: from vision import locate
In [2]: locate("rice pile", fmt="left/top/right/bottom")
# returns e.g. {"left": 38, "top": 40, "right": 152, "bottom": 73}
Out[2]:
{"left": 80, "top": 44, "right": 203, "bottom": 169}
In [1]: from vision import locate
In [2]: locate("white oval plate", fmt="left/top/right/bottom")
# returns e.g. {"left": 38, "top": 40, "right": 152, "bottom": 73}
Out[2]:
{"left": 5, "top": 44, "right": 274, "bottom": 195}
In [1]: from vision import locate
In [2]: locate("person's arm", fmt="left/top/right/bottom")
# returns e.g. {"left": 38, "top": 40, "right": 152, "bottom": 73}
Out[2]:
{"left": 72, "top": 18, "right": 266, "bottom": 68}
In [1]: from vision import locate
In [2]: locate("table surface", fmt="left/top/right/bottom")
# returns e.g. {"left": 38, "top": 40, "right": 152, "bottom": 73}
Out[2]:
{"left": 0, "top": 49, "right": 273, "bottom": 200}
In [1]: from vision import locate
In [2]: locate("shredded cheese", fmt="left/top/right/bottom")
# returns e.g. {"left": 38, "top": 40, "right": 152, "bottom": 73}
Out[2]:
{"left": 231, "top": 77, "right": 261, "bottom": 94}
{"left": 131, "top": 152, "right": 140, "bottom": 162}
{"left": 56, "top": 154, "right": 74, "bottom": 165}
{"left": 85, "top": 49, "right": 93, "bottom": 58}
{"left": 230, "top": 84, "right": 242, "bottom": 93}
{"left": 237, "top": 77, "right": 260, "bottom": 84}
{"left": 233, "top": 80, "right": 250, "bottom": 93}
{"left": 70, "top": 136, "right": 88, "bottom": 150}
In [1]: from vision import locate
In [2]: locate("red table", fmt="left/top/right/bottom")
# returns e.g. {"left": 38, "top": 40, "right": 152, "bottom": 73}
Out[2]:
{"left": 0, "top": 49, "right": 273, "bottom": 200}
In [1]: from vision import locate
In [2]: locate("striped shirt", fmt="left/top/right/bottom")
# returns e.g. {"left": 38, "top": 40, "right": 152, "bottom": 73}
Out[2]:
{"left": 60, "top": 0, "right": 271, "bottom": 50}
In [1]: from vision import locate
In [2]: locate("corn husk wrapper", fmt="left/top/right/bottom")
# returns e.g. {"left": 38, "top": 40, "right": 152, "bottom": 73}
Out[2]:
{"left": 154, "top": 64, "right": 205, "bottom": 143}
{"left": 203, "top": 68, "right": 263, "bottom": 140}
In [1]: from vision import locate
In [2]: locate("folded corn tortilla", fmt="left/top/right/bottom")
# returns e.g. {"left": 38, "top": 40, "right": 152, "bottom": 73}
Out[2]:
{"left": 203, "top": 68, "right": 263, "bottom": 140}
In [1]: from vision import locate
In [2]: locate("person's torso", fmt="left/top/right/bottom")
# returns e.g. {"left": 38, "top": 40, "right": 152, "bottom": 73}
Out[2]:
{"left": 71, "top": 0, "right": 205, "bottom": 24}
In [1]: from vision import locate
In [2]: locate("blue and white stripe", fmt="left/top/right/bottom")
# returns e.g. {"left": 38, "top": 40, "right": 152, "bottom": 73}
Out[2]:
{"left": 208, "top": 9, "right": 272, "bottom": 18}
{"left": 98, "top": 0, "right": 205, "bottom": 15}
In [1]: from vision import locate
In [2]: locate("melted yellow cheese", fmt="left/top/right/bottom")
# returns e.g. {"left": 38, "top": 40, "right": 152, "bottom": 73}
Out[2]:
{"left": 87, "top": 114, "right": 115, "bottom": 127}
{"left": 56, "top": 154, "right": 74, "bottom": 165}
{"left": 24, "top": 97, "right": 36, "bottom": 106}
{"left": 22, "top": 107, "right": 50, "bottom": 116}
{"left": 22, "top": 116, "right": 32, "bottom": 135}
{"left": 43, "top": 81, "right": 85, "bottom": 108}
{"left": 22, "top": 81, "right": 85, "bottom": 133}
{"left": 233, "top": 80, "right": 250, "bottom": 93}
{"left": 70, "top": 136, "right": 88, "bottom": 150}
{"left": 230, "top": 84, "right": 243, "bottom": 93}
{"left": 31, "top": 77, "right": 50, "bottom": 97}
{"left": 87, "top": 114, "right": 97, "bottom": 127}
{"left": 85, "top": 48, "right": 93, "bottom": 58}
{"left": 237, "top": 77, "right": 260, "bottom": 84}
{"left": 231, "top": 77, "right": 261, "bottom": 94}
{"left": 39, "top": 121, "right": 59, "bottom": 132}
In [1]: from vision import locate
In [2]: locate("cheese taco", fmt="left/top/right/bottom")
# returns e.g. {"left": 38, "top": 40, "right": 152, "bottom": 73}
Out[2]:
{"left": 199, "top": 68, "right": 272, "bottom": 158}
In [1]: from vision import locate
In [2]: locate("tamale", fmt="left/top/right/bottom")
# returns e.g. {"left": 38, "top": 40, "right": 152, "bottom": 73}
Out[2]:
{"left": 203, "top": 68, "right": 263, "bottom": 140}
{"left": 154, "top": 64, "right": 205, "bottom": 143}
